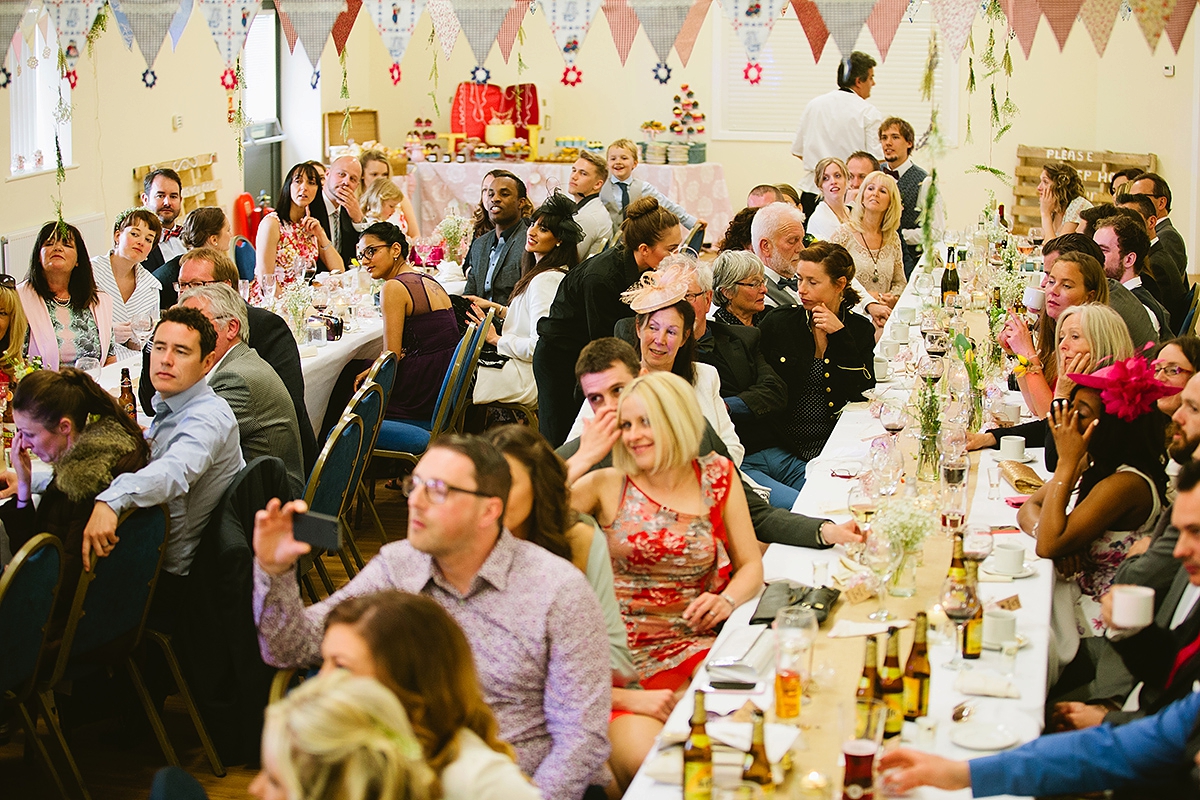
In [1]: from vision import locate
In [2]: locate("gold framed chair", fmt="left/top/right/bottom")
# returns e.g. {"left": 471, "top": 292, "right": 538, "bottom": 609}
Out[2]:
{"left": 299, "top": 413, "right": 365, "bottom": 593}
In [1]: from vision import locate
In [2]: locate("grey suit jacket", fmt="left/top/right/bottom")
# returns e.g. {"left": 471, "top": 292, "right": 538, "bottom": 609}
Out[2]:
{"left": 210, "top": 342, "right": 306, "bottom": 498}
{"left": 764, "top": 276, "right": 799, "bottom": 309}
{"left": 1107, "top": 279, "right": 1159, "bottom": 348}
{"left": 462, "top": 218, "right": 531, "bottom": 307}
{"left": 1156, "top": 217, "right": 1189, "bottom": 278}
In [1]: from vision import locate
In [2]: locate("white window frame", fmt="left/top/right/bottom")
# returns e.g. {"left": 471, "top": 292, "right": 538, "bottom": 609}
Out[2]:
{"left": 8, "top": 13, "right": 74, "bottom": 180}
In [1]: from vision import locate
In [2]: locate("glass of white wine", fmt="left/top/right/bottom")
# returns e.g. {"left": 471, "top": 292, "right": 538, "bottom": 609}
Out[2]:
{"left": 847, "top": 480, "right": 879, "bottom": 562}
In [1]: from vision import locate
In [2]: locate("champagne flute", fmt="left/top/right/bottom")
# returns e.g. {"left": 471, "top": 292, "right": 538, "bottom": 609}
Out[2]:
{"left": 940, "top": 574, "right": 980, "bottom": 670}
{"left": 862, "top": 532, "right": 902, "bottom": 621}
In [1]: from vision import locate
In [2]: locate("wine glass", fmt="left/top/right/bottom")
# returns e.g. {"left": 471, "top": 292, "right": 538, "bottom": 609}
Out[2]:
{"left": 311, "top": 283, "right": 330, "bottom": 313}
{"left": 130, "top": 313, "right": 154, "bottom": 350}
{"left": 940, "top": 573, "right": 981, "bottom": 670}
{"left": 963, "top": 525, "right": 994, "bottom": 564}
{"left": 1028, "top": 226, "right": 1044, "bottom": 247}
{"left": 847, "top": 480, "right": 878, "bottom": 562}
{"left": 880, "top": 402, "right": 906, "bottom": 440}
{"left": 869, "top": 436, "right": 903, "bottom": 497}
{"left": 862, "top": 532, "right": 902, "bottom": 621}
{"left": 912, "top": 271, "right": 934, "bottom": 301}
{"left": 924, "top": 330, "right": 950, "bottom": 360}
{"left": 74, "top": 355, "right": 101, "bottom": 381}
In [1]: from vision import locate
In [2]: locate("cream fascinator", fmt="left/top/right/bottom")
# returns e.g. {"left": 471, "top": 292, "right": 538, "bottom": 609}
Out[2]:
{"left": 620, "top": 253, "right": 697, "bottom": 314}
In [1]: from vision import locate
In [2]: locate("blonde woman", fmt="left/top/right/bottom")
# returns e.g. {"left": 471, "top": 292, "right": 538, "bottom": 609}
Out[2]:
{"left": 830, "top": 171, "right": 905, "bottom": 306}
{"left": 358, "top": 150, "right": 421, "bottom": 237}
{"left": 806, "top": 157, "right": 852, "bottom": 240}
{"left": 1039, "top": 163, "right": 1093, "bottom": 237}
{"left": 251, "top": 670, "right": 436, "bottom": 800}
{"left": 0, "top": 277, "right": 30, "bottom": 376}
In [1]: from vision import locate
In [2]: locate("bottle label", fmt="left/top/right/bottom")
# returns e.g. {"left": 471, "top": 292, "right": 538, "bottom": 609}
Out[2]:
{"left": 903, "top": 675, "right": 929, "bottom": 719}
{"left": 683, "top": 762, "right": 713, "bottom": 800}
{"left": 965, "top": 617, "right": 983, "bottom": 657}
{"left": 883, "top": 692, "right": 904, "bottom": 737}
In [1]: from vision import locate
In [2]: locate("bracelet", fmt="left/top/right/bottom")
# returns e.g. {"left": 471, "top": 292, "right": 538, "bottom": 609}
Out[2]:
{"left": 320, "top": 244, "right": 330, "bottom": 250}
{"left": 816, "top": 520, "right": 831, "bottom": 546}
{"left": 718, "top": 593, "right": 736, "bottom": 609}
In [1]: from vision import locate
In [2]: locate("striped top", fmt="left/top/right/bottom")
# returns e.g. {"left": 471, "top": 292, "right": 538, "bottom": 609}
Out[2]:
{"left": 92, "top": 253, "right": 162, "bottom": 362}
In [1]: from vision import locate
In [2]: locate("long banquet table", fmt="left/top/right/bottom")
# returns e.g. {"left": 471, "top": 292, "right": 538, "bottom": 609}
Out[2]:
{"left": 624, "top": 285, "right": 1056, "bottom": 799}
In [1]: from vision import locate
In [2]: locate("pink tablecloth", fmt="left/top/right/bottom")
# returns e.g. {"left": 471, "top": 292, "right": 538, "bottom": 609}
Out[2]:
{"left": 403, "top": 161, "right": 734, "bottom": 246}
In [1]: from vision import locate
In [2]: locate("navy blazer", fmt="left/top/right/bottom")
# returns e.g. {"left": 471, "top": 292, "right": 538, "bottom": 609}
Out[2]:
{"left": 463, "top": 219, "right": 530, "bottom": 308}
{"left": 308, "top": 196, "right": 361, "bottom": 269}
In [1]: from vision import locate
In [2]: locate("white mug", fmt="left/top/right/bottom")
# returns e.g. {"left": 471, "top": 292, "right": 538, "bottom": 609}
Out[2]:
{"left": 874, "top": 356, "right": 891, "bottom": 380}
{"left": 1023, "top": 286, "right": 1045, "bottom": 312}
{"left": 982, "top": 609, "right": 1017, "bottom": 647}
{"left": 999, "top": 435, "right": 1026, "bottom": 461}
{"left": 896, "top": 306, "right": 916, "bottom": 324}
{"left": 889, "top": 326, "right": 909, "bottom": 343}
{"left": 881, "top": 340, "right": 901, "bottom": 359}
{"left": 1111, "top": 585, "right": 1155, "bottom": 629}
{"left": 992, "top": 541, "right": 1026, "bottom": 575}
{"left": 1000, "top": 403, "right": 1022, "bottom": 425}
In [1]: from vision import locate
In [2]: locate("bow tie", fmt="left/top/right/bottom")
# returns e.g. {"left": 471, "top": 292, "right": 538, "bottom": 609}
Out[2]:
{"left": 882, "top": 166, "right": 900, "bottom": 179}
{"left": 777, "top": 277, "right": 798, "bottom": 291}
{"left": 161, "top": 226, "right": 182, "bottom": 242}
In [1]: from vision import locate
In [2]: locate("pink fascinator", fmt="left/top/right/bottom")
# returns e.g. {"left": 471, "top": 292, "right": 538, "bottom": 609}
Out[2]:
{"left": 620, "top": 255, "right": 695, "bottom": 314}
{"left": 1067, "top": 353, "right": 1181, "bottom": 422}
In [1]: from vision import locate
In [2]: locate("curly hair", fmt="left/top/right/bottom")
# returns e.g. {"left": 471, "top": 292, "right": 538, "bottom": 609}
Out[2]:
{"left": 487, "top": 424, "right": 573, "bottom": 561}
{"left": 1042, "top": 163, "right": 1087, "bottom": 216}
{"left": 718, "top": 206, "right": 758, "bottom": 252}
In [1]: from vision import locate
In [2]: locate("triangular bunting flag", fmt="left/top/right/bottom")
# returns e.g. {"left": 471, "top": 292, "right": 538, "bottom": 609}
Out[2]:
{"left": 719, "top": 0, "right": 787, "bottom": 63}
{"left": 791, "top": 0, "right": 830, "bottom": 62}
{"left": 274, "top": 0, "right": 347, "bottom": 67}
{"left": 363, "top": 0, "right": 427, "bottom": 67}
{"left": 602, "top": 0, "right": 641, "bottom": 65}
{"left": 1129, "top": 0, "right": 1177, "bottom": 51}
{"left": 452, "top": 0, "right": 513, "bottom": 65}
{"left": 0, "top": 2, "right": 31, "bottom": 69}
{"left": 195, "top": 0, "right": 263, "bottom": 70}
{"left": 331, "top": 0, "right": 361, "bottom": 54}
{"left": 427, "top": 0, "right": 460, "bottom": 59}
{"left": 1005, "top": 0, "right": 1039, "bottom": 57}
{"left": 1166, "top": 0, "right": 1195, "bottom": 51}
{"left": 629, "top": 0, "right": 692, "bottom": 63}
{"left": 813, "top": 0, "right": 877, "bottom": 62}
{"left": 497, "top": 0, "right": 530, "bottom": 62}
{"left": 44, "top": 0, "right": 107, "bottom": 71}
{"left": 929, "top": 0, "right": 977, "bottom": 60}
{"left": 544, "top": 0, "right": 602, "bottom": 64}
{"left": 674, "top": 0, "right": 712, "bottom": 65}
{"left": 866, "top": 0, "right": 909, "bottom": 61}
{"left": 1078, "top": 0, "right": 1120, "bottom": 55}
{"left": 109, "top": 0, "right": 192, "bottom": 68}
{"left": 169, "top": 0, "right": 193, "bottom": 46}
{"left": 1039, "top": 0, "right": 1083, "bottom": 49}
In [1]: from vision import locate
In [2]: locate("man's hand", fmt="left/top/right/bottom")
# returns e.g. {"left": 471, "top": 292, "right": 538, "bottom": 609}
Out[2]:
{"left": 822, "top": 519, "right": 863, "bottom": 545}
{"left": 866, "top": 302, "right": 891, "bottom": 327}
{"left": 82, "top": 501, "right": 120, "bottom": 572}
{"left": 1052, "top": 701, "right": 1108, "bottom": 731}
{"left": 336, "top": 184, "right": 364, "bottom": 223}
{"left": 253, "top": 498, "right": 312, "bottom": 576}
{"left": 574, "top": 406, "right": 620, "bottom": 475}
{"left": 1126, "top": 536, "right": 1152, "bottom": 558}
{"left": 877, "top": 749, "right": 971, "bottom": 793}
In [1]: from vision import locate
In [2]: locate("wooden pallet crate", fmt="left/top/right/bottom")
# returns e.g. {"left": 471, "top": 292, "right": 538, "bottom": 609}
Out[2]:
{"left": 323, "top": 109, "right": 380, "bottom": 159}
{"left": 1011, "top": 145, "right": 1157, "bottom": 234}
{"left": 132, "top": 152, "right": 223, "bottom": 214}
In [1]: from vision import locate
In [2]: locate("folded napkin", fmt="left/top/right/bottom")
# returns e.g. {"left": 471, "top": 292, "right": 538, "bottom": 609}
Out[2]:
{"left": 652, "top": 721, "right": 801, "bottom": 785}
{"left": 954, "top": 670, "right": 1020, "bottom": 698}
{"left": 827, "top": 619, "right": 911, "bottom": 638}
{"left": 999, "top": 460, "right": 1044, "bottom": 494}
{"left": 978, "top": 572, "right": 1013, "bottom": 583}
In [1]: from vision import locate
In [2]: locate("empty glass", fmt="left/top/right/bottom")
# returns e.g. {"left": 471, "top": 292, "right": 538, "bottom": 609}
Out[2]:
{"left": 862, "top": 532, "right": 902, "bottom": 621}
{"left": 74, "top": 355, "right": 101, "bottom": 381}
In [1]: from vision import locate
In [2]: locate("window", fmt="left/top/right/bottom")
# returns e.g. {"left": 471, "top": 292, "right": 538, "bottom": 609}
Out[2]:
{"left": 711, "top": 0, "right": 959, "bottom": 146}
{"left": 242, "top": 9, "right": 278, "bottom": 125}
{"left": 9, "top": 10, "right": 73, "bottom": 177}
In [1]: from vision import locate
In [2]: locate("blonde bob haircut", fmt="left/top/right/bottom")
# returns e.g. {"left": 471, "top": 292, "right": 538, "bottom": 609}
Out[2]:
{"left": 613, "top": 371, "right": 704, "bottom": 476}
{"left": 847, "top": 171, "right": 903, "bottom": 239}
{"left": 261, "top": 670, "right": 436, "bottom": 800}
{"left": 0, "top": 285, "right": 29, "bottom": 369}
{"left": 1055, "top": 303, "right": 1135, "bottom": 374}
{"left": 362, "top": 177, "right": 404, "bottom": 219}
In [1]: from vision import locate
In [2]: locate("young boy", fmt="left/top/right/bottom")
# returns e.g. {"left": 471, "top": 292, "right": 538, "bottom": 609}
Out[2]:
{"left": 599, "top": 138, "right": 703, "bottom": 234}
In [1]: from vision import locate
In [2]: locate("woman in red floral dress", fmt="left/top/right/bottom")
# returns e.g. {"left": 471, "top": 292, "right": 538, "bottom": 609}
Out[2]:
{"left": 571, "top": 370, "right": 763, "bottom": 789}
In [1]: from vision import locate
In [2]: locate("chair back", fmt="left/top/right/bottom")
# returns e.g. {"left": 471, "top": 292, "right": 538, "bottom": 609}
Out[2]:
{"left": 447, "top": 308, "right": 495, "bottom": 432}
{"left": 685, "top": 222, "right": 707, "bottom": 252}
{"left": 1181, "top": 283, "right": 1200, "bottom": 337}
{"left": 425, "top": 323, "right": 476, "bottom": 438}
{"left": 366, "top": 350, "right": 399, "bottom": 410}
{"left": 0, "top": 534, "right": 63, "bottom": 696}
{"left": 45, "top": 506, "right": 169, "bottom": 688}
{"left": 304, "top": 413, "right": 365, "bottom": 518}
{"left": 342, "top": 382, "right": 385, "bottom": 504}
{"left": 233, "top": 236, "right": 256, "bottom": 281}
{"left": 232, "top": 193, "right": 254, "bottom": 239}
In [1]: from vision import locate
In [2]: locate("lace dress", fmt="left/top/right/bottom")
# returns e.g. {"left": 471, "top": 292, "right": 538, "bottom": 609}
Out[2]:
{"left": 830, "top": 224, "right": 906, "bottom": 300}
{"left": 603, "top": 452, "right": 734, "bottom": 681}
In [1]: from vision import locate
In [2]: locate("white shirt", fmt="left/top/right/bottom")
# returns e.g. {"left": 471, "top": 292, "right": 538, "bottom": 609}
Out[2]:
{"left": 158, "top": 227, "right": 187, "bottom": 261}
{"left": 1172, "top": 584, "right": 1200, "bottom": 630}
{"left": 91, "top": 253, "right": 162, "bottom": 362}
{"left": 791, "top": 88, "right": 884, "bottom": 194}
{"left": 1123, "top": 275, "right": 1161, "bottom": 334}
{"left": 764, "top": 262, "right": 878, "bottom": 320}
{"left": 441, "top": 728, "right": 544, "bottom": 800}
{"left": 890, "top": 157, "right": 945, "bottom": 247}
{"left": 806, "top": 201, "right": 845, "bottom": 241}
{"left": 572, "top": 195, "right": 613, "bottom": 260}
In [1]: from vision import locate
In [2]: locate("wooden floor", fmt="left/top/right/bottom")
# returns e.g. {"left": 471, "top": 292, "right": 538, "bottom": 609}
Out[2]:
{"left": 0, "top": 481, "right": 409, "bottom": 800}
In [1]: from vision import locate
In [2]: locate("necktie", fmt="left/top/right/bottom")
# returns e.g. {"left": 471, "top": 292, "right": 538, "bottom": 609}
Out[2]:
{"left": 882, "top": 166, "right": 900, "bottom": 179}
{"left": 330, "top": 207, "right": 342, "bottom": 254}
{"left": 777, "top": 276, "right": 798, "bottom": 291}
{"left": 1167, "top": 627, "right": 1200, "bottom": 688}
{"left": 618, "top": 181, "right": 630, "bottom": 212}
{"left": 161, "top": 226, "right": 182, "bottom": 242}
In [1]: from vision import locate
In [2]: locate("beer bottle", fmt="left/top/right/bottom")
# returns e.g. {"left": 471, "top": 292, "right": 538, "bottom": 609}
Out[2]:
{"left": 992, "top": 286, "right": 1003, "bottom": 310}
{"left": 119, "top": 368, "right": 137, "bottom": 421}
{"left": 963, "top": 561, "right": 983, "bottom": 660}
{"left": 903, "top": 612, "right": 931, "bottom": 721}
{"left": 742, "top": 708, "right": 775, "bottom": 797}
{"left": 856, "top": 636, "right": 878, "bottom": 735}
{"left": 683, "top": 690, "right": 713, "bottom": 800}
{"left": 878, "top": 627, "right": 904, "bottom": 739}
{"left": 1, "top": 386, "right": 12, "bottom": 468}
{"left": 941, "top": 247, "right": 959, "bottom": 306}
{"left": 947, "top": 531, "right": 966, "bottom": 582}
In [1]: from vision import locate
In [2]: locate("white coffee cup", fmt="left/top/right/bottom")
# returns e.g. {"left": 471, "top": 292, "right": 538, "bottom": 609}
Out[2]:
{"left": 874, "top": 356, "right": 891, "bottom": 380}
{"left": 1000, "top": 403, "right": 1022, "bottom": 425}
{"left": 982, "top": 609, "right": 1017, "bottom": 647}
{"left": 889, "top": 325, "right": 909, "bottom": 343}
{"left": 1023, "top": 286, "right": 1045, "bottom": 312}
{"left": 991, "top": 541, "right": 1027, "bottom": 575}
{"left": 881, "top": 340, "right": 901, "bottom": 359}
{"left": 896, "top": 306, "right": 916, "bottom": 324}
{"left": 999, "top": 435, "right": 1026, "bottom": 461}
{"left": 1110, "top": 585, "right": 1155, "bottom": 629}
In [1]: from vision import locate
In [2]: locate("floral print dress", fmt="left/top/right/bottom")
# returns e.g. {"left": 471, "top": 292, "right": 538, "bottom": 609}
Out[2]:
{"left": 603, "top": 452, "right": 734, "bottom": 681}
{"left": 266, "top": 212, "right": 319, "bottom": 273}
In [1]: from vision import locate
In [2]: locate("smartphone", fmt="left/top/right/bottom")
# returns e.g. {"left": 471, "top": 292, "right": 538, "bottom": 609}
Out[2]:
{"left": 293, "top": 510, "right": 341, "bottom": 551}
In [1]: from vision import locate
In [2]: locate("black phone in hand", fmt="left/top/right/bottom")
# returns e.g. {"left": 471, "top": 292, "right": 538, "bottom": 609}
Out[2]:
{"left": 293, "top": 510, "right": 341, "bottom": 551}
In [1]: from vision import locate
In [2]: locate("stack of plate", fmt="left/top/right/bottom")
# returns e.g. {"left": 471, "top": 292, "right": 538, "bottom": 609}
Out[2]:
{"left": 644, "top": 141, "right": 668, "bottom": 165}
{"left": 667, "top": 143, "right": 690, "bottom": 165}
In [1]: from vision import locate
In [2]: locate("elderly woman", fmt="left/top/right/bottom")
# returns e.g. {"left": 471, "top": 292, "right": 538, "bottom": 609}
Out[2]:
{"left": 1039, "top": 163, "right": 1093, "bottom": 237}
{"left": 806, "top": 157, "right": 852, "bottom": 240}
{"left": 91, "top": 207, "right": 163, "bottom": 361}
{"left": 829, "top": 171, "right": 906, "bottom": 307}
{"left": 18, "top": 222, "right": 114, "bottom": 369}
{"left": 570, "top": 371, "right": 763, "bottom": 790}
{"left": 712, "top": 250, "right": 769, "bottom": 327}
{"left": 257, "top": 162, "right": 343, "bottom": 279}
{"left": 358, "top": 150, "right": 421, "bottom": 237}
{"left": 155, "top": 206, "right": 234, "bottom": 307}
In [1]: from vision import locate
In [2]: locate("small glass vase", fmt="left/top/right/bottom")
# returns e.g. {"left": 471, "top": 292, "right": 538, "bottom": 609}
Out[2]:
{"left": 915, "top": 431, "right": 940, "bottom": 485}
{"left": 889, "top": 548, "right": 920, "bottom": 597}
{"left": 968, "top": 387, "right": 985, "bottom": 433}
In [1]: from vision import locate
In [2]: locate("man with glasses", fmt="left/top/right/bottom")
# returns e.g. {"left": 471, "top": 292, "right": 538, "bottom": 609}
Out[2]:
{"left": 251, "top": 434, "right": 611, "bottom": 800}
{"left": 180, "top": 283, "right": 305, "bottom": 497}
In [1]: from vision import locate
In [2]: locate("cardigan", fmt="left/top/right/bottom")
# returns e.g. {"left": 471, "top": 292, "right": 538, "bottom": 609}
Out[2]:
{"left": 17, "top": 280, "right": 114, "bottom": 370}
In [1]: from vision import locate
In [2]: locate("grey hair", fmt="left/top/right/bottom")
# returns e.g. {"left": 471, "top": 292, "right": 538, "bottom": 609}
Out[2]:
{"left": 749, "top": 202, "right": 806, "bottom": 260}
{"left": 712, "top": 250, "right": 766, "bottom": 308}
{"left": 180, "top": 282, "right": 250, "bottom": 343}
{"left": 653, "top": 251, "right": 712, "bottom": 292}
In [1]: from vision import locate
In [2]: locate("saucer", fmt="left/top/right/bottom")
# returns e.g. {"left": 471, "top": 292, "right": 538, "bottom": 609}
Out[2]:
{"left": 981, "top": 633, "right": 1030, "bottom": 651}
{"left": 950, "top": 722, "right": 1020, "bottom": 751}
{"left": 997, "top": 452, "right": 1034, "bottom": 464}
{"left": 981, "top": 557, "right": 1037, "bottom": 580}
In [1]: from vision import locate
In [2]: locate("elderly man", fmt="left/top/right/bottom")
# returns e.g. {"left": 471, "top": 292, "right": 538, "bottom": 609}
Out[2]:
{"left": 569, "top": 151, "right": 613, "bottom": 260}
{"left": 140, "top": 168, "right": 186, "bottom": 273}
{"left": 310, "top": 155, "right": 365, "bottom": 268}
{"left": 463, "top": 171, "right": 531, "bottom": 308}
{"left": 252, "top": 435, "right": 611, "bottom": 800}
{"left": 181, "top": 283, "right": 306, "bottom": 497}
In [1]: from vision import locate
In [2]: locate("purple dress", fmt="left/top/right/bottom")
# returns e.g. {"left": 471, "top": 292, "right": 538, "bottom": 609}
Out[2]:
{"left": 386, "top": 272, "right": 461, "bottom": 420}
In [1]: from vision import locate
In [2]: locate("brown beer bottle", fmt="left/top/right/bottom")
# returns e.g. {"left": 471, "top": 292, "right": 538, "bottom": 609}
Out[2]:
{"left": 878, "top": 627, "right": 904, "bottom": 739}
{"left": 856, "top": 636, "right": 878, "bottom": 735}
{"left": 903, "top": 612, "right": 931, "bottom": 720}
{"left": 963, "top": 561, "right": 983, "bottom": 659}
{"left": 119, "top": 368, "right": 137, "bottom": 421}
{"left": 683, "top": 690, "right": 713, "bottom": 800}
{"left": 947, "top": 531, "right": 967, "bottom": 582}
{"left": 742, "top": 708, "right": 775, "bottom": 797}
{"left": 1, "top": 387, "right": 12, "bottom": 468}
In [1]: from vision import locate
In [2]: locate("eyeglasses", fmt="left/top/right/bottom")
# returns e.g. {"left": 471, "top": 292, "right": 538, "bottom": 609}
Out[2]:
{"left": 358, "top": 244, "right": 391, "bottom": 260}
{"left": 0, "top": 275, "right": 15, "bottom": 289}
{"left": 401, "top": 474, "right": 494, "bottom": 504}
{"left": 735, "top": 280, "right": 767, "bottom": 290}
{"left": 1155, "top": 363, "right": 1193, "bottom": 378}
{"left": 684, "top": 291, "right": 708, "bottom": 303}
{"left": 175, "top": 279, "right": 219, "bottom": 292}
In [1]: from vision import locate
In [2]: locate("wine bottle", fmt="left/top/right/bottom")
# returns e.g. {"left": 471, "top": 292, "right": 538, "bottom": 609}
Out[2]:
{"left": 683, "top": 691, "right": 713, "bottom": 800}
{"left": 963, "top": 561, "right": 983, "bottom": 660}
{"left": 941, "top": 247, "right": 959, "bottom": 306}
{"left": 903, "top": 612, "right": 931, "bottom": 721}
{"left": 856, "top": 636, "right": 878, "bottom": 736}
{"left": 878, "top": 627, "right": 904, "bottom": 739}
{"left": 742, "top": 708, "right": 775, "bottom": 797}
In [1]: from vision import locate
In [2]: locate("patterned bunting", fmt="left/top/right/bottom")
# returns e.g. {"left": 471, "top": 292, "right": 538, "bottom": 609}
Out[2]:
{"left": 44, "top": 0, "right": 107, "bottom": 72}
{"left": 1005, "top": 0, "right": 1039, "bottom": 57}
{"left": 497, "top": 0, "right": 530, "bottom": 62}
{"left": 195, "top": 0, "right": 262, "bottom": 69}
{"left": 169, "top": 0, "right": 193, "bottom": 46}
{"left": 1039, "top": 0, "right": 1084, "bottom": 49}
{"left": 629, "top": 0, "right": 693, "bottom": 63}
{"left": 602, "top": 0, "right": 641, "bottom": 65}
{"left": 719, "top": 0, "right": 787, "bottom": 63}
{"left": 929, "top": 0, "right": 977, "bottom": 60}
{"left": 109, "top": 0, "right": 193, "bottom": 68}
{"left": 331, "top": 0, "right": 361, "bottom": 54}
{"left": 1165, "top": 0, "right": 1195, "bottom": 51}
{"left": 791, "top": 0, "right": 830, "bottom": 62}
{"left": 452, "top": 0, "right": 514, "bottom": 66}
{"left": 1129, "top": 0, "right": 1177, "bottom": 50}
{"left": 274, "top": 0, "right": 348, "bottom": 68}
{"left": 814, "top": 0, "right": 877, "bottom": 61}
{"left": 363, "top": 0, "right": 427, "bottom": 73}
{"left": 1078, "top": 0, "right": 1121, "bottom": 55}
{"left": 0, "top": 2, "right": 31, "bottom": 69}
{"left": 427, "top": 0, "right": 460, "bottom": 59}
{"left": 673, "top": 0, "right": 712, "bottom": 65}
{"left": 110, "top": 1, "right": 137, "bottom": 47}
{"left": 866, "top": 0, "right": 909, "bottom": 61}
{"left": 544, "top": 0, "right": 602, "bottom": 65}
